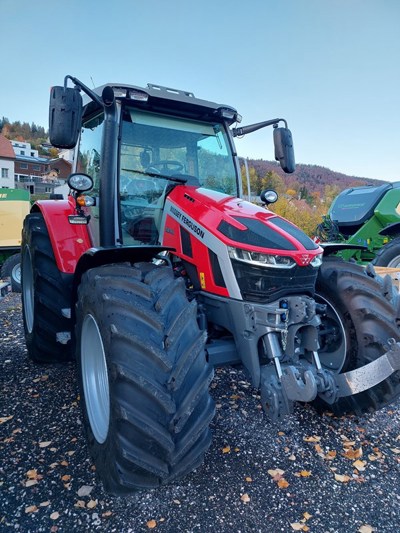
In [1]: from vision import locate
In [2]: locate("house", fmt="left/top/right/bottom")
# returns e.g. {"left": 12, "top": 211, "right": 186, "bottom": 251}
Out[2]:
{"left": 0, "top": 135, "right": 16, "bottom": 188}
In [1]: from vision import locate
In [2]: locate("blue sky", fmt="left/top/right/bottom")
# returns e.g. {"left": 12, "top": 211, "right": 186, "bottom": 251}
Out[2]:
{"left": 1, "top": 0, "right": 399, "bottom": 181}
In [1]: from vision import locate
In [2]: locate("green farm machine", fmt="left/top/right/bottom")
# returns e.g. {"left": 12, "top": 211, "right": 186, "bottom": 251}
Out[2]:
{"left": 317, "top": 182, "right": 400, "bottom": 268}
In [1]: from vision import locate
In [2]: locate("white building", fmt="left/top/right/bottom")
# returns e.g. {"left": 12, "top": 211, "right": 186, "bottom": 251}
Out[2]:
{"left": 0, "top": 135, "right": 16, "bottom": 188}
{"left": 11, "top": 140, "right": 39, "bottom": 158}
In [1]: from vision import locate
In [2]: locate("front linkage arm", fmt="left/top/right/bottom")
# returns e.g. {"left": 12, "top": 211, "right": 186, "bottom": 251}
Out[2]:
{"left": 261, "top": 339, "right": 400, "bottom": 421}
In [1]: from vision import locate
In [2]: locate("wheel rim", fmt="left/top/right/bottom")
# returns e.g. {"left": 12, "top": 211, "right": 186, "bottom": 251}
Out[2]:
{"left": 12, "top": 263, "right": 21, "bottom": 285}
{"left": 387, "top": 255, "right": 400, "bottom": 268}
{"left": 315, "top": 294, "right": 347, "bottom": 373}
{"left": 81, "top": 314, "right": 110, "bottom": 444}
{"left": 22, "top": 247, "right": 34, "bottom": 333}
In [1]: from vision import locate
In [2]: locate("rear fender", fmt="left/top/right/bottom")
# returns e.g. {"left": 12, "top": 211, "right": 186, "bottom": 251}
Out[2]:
{"left": 32, "top": 198, "right": 92, "bottom": 274}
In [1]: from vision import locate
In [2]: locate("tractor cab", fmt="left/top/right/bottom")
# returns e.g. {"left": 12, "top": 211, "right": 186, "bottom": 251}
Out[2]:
{"left": 49, "top": 76, "right": 295, "bottom": 250}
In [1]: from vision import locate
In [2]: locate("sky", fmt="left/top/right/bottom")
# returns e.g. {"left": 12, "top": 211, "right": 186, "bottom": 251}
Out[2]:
{"left": 1, "top": 0, "right": 399, "bottom": 182}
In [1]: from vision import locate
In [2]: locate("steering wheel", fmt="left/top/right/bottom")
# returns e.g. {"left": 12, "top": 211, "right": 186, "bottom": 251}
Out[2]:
{"left": 147, "top": 160, "right": 184, "bottom": 174}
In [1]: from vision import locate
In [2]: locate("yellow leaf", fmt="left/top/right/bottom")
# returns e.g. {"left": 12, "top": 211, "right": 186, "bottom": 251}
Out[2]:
{"left": 303, "top": 436, "right": 321, "bottom": 443}
{"left": 39, "top": 441, "right": 52, "bottom": 448}
{"left": 50, "top": 512, "right": 60, "bottom": 520}
{"left": 222, "top": 446, "right": 231, "bottom": 454}
{"left": 146, "top": 519, "right": 157, "bottom": 529}
{"left": 299, "top": 470, "right": 312, "bottom": 477}
{"left": 302, "top": 527, "right": 310, "bottom": 532}
{"left": 25, "top": 505, "right": 38, "bottom": 514}
{"left": 0, "top": 415, "right": 13, "bottom": 424}
{"left": 234, "top": 447, "right": 240, "bottom": 452}
{"left": 326, "top": 450, "right": 337, "bottom": 460}
{"left": 290, "top": 523, "right": 305, "bottom": 531}
{"left": 277, "top": 478, "right": 289, "bottom": 489}
{"left": 245, "top": 476, "right": 253, "bottom": 482}
{"left": 334, "top": 473, "right": 351, "bottom": 483}
{"left": 241, "top": 493, "right": 250, "bottom": 503}
{"left": 314, "top": 444, "right": 323, "bottom": 454}
{"left": 278, "top": 431, "right": 285, "bottom": 436}
{"left": 303, "top": 512, "right": 312, "bottom": 520}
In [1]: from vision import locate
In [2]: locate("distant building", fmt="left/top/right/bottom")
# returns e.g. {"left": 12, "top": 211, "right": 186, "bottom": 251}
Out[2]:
{"left": 0, "top": 135, "right": 16, "bottom": 188}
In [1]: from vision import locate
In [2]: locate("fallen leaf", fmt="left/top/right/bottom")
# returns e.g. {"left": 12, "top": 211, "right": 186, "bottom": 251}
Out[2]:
{"left": 66, "top": 451, "right": 75, "bottom": 456}
{"left": 290, "top": 523, "right": 305, "bottom": 531}
{"left": 334, "top": 473, "right": 351, "bottom": 483}
{"left": 303, "top": 436, "right": 321, "bottom": 443}
{"left": 74, "top": 500, "right": 86, "bottom": 508}
{"left": 299, "top": 470, "right": 312, "bottom": 477}
{"left": 40, "top": 501, "right": 51, "bottom": 507}
{"left": 102, "top": 511, "right": 113, "bottom": 517}
{"left": 50, "top": 512, "right": 60, "bottom": 520}
{"left": 241, "top": 493, "right": 250, "bottom": 503}
{"left": 12, "top": 428, "right": 22, "bottom": 434}
{"left": 315, "top": 444, "right": 323, "bottom": 454}
{"left": 39, "top": 441, "right": 52, "bottom": 448}
{"left": 359, "top": 526, "right": 375, "bottom": 533}
{"left": 245, "top": 476, "right": 253, "bottom": 482}
{"left": 87, "top": 499, "right": 97, "bottom": 509}
{"left": 41, "top": 375, "right": 49, "bottom": 381}
{"left": 353, "top": 460, "right": 366, "bottom": 471}
{"left": 60, "top": 461, "right": 69, "bottom": 467}
{"left": 25, "top": 505, "right": 38, "bottom": 514}
{"left": 77, "top": 485, "right": 93, "bottom": 497}
{"left": 277, "top": 478, "right": 289, "bottom": 488}
{"left": 147, "top": 520, "right": 157, "bottom": 529}
{"left": 0, "top": 416, "right": 14, "bottom": 425}
{"left": 326, "top": 450, "right": 337, "bottom": 460}
{"left": 278, "top": 431, "right": 285, "bottom": 436}
{"left": 343, "top": 447, "right": 362, "bottom": 460}
{"left": 173, "top": 499, "right": 181, "bottom": 505}
{"left": 390, "top": 448, "right": 400, "bottom": 454}
{"left": 342, "top": 440, "right": 356, "bottom": 447}
{"left": 303, "top": 512, "right": 312, "bottom": 520}
{"left": 268, "top": 468, "right": 285, "bottom": 478}
{"left": 222, "top": 446, "right": 231, "bottom": 454}
{"left": 26, "top": 469, "right": 39, "bottom": 480}
{"left": 289, "top": 454, "right": 296, "bottom": 461}
{"left": 25, "top": 479, "right": 38, "bottom": 487}
{"left": 61, "top": 475, "right": 71, "bottom": 482}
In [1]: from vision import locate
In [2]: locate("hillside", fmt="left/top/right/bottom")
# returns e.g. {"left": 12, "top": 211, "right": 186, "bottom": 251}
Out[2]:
{"left": 246, "top": 159, "right": 386, "bottom": 195}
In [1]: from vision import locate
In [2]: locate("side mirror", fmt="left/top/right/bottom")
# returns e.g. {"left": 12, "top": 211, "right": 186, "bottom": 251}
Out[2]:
{"left": 273, "top": 127, "right": 295, "bottom": 174}
{"left": 260, "top": 189, "right": 278, "bottom": 206}
{"left": 49, "top": 86, "right": 83, "bottom": 149}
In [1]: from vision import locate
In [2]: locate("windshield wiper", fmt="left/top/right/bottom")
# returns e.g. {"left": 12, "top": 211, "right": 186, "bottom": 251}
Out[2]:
{"left": 121, "top": 168, "right": 187, "bottom": 183}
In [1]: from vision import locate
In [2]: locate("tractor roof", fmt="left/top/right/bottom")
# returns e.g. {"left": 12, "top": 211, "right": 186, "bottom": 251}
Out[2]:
{"left": 84, "top": 83, "right": 240, "bottom": 125}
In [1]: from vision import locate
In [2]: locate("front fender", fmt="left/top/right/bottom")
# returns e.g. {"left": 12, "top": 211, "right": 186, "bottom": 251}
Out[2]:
{"left": 32, "top": 198, "right": 92, "bottom": 274}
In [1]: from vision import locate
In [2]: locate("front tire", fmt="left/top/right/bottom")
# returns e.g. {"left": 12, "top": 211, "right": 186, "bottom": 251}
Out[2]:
{"left": 76, "top": 262, "right": 214, "bottom": 494}
{"left": 21, "top": 213, "right": 73, "bottom": 363}
{"left": 315, "top": 257, "right": 400, "bottom": 415}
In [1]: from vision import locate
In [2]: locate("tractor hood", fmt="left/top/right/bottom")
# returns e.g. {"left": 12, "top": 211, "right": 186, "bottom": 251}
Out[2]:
{"left": 164, "top": 186, "right": 322, "bottom": 267}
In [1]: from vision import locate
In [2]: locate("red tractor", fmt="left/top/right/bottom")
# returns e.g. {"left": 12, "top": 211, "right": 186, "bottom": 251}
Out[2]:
{"left": 22, "top": 76, "right": 400, "bottom": 494}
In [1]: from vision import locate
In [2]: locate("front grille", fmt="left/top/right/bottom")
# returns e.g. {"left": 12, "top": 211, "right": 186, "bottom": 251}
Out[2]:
{"left": 231, "top": 260, "right": 318, "bottom": 303}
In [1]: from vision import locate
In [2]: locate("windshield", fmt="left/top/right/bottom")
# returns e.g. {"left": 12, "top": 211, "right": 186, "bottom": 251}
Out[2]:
{"left": 119, "top": 107, "right": 237, "bottom": 245}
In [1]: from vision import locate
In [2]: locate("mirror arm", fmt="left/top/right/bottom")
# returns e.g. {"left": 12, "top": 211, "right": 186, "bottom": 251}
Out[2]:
{"left": 232, "top": 118, "right": 288, "bottom": 137}
{"left": 64, "top": 75, "right": 104, "bottom": 108}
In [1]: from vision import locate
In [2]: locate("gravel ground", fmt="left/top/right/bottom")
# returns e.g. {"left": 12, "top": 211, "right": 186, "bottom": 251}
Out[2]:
{"left": 1, "top": 293, "right": 400, "bottom": 533}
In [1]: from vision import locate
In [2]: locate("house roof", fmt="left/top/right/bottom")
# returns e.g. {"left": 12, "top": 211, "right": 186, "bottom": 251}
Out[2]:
{"left": 0, "top": 134, "right": 16, "bottom": 159}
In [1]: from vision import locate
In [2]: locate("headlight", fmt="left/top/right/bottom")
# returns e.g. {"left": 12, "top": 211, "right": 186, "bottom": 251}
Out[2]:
{"left": 310, "top": 253, "right": 323, "bottom": 268}
{"left": 228, "top": 246, "right": 296, "bottom": 269}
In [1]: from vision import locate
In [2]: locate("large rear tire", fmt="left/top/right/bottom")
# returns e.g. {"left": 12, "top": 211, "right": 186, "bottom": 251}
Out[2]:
{"left": 315, "top": 257, "right": 400, "bottom": 415}
{"left": 21, "top": 213, "right": 73, "bottom": 363}
{"left": 75, "top": 262, "right": 214, "bottom": 495}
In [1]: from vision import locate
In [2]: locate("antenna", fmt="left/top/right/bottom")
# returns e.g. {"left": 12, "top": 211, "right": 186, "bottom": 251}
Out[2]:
{"left": 90, "top": 76, "right": 96, "bottom": 89}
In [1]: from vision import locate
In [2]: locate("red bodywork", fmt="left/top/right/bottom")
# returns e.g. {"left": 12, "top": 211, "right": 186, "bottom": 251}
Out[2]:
{"left": 161, "top": 186, "right": 323, "bottom": 298}
{"left": 35, "top": 197, "right": 91, "bottom": 274}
